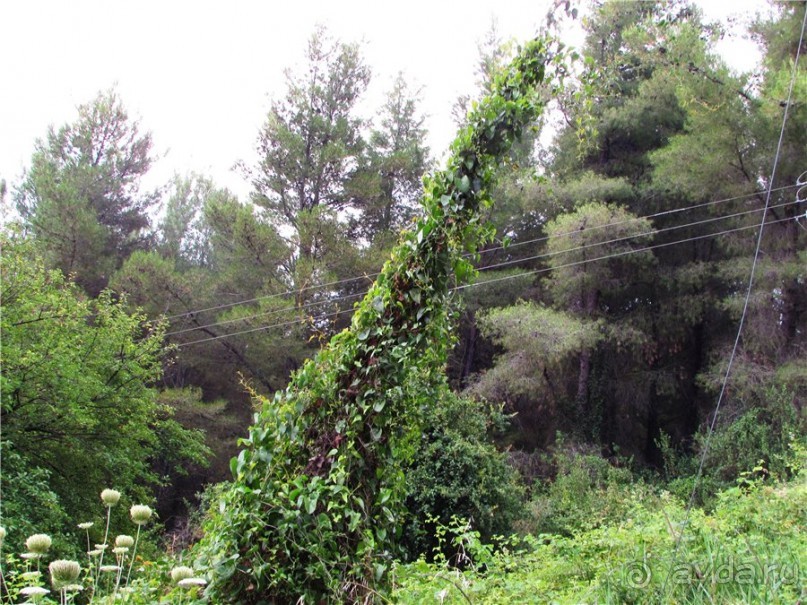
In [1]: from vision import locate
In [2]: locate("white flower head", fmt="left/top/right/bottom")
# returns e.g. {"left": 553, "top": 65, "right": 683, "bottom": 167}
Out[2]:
{"left": 130, "top": 504, "right": 153, "bottom": 525}
{"left": 101, "top": 489, "right": 121, "bottom": 506}
{"left": 25, "top": 534, "right": 52, "bottom": 554}
{"left": 99, "top": 565, "right": 121, "bottom": 573}
{"left": 20, "top": 585, "right": 50, "bottom": 596}
{"left": 49, "top": 559, "right": 81, "bottom": 588}
{"left": 115, "top": 535, "right": 135, "bottom": 548}
{"left": 170, "top": 566, "right": 195, "bottom": 583}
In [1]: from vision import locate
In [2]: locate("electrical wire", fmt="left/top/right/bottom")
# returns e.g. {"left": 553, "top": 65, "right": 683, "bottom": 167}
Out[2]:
{"left": 177, "top": 309, "right": 351, "bottom": 347}
{"left": 165, "top": 291, "right": 367, "bottom": 337}
{"left": 177, "top": 214, "right": 796, "bottom": 348}
{"left": 162, "top": 184, "right": 798, "bottom": 323}
{"left": 480, "top": 183, "right": 798, "bottom": 256}
{"left": 476, "top": 198, "right": 801, "bottom": 273}
{"left": 460, "top": 214, "right": 795, "bottom": 290}
{"left": 660, "top": 6, "right": 807, "bottom": 599}
{"left": 163, "top": 273, "right": 376, "bottom": 321}
{"left": 167, "top": 197, "right": 802, "bottom": 338}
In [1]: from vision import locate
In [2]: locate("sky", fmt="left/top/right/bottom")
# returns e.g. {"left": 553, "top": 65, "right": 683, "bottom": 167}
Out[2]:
{"left": 0, "top": 0, "right": 767, "bottom": 203}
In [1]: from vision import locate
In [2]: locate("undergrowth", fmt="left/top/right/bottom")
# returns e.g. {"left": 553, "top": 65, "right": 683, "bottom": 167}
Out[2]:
{"left": 392, "top": 455, "right": 806, "bottom": 604}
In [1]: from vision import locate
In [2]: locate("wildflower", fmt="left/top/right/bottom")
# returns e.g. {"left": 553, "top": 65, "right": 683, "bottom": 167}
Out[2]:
{"left": 115, "top": 535, "right": 135, "bottom": 548}
{"left": 99, "top": 565, "right": 121, "bottom": 573}
{"left": 170, "top": 566, "right": 195, "bottom": 583}
{"left": 25, "top": 534, "right": 52, "bottom": 554}
{"left": 63, "top": 584, "right": 83, "bottom": 592}
{"left": 101, "top": 489, "right": 121, "bottom": 506}
{"left": 0, "top": 526, "right": 6, "bottom": 546}
{"left": 112, "top": 547, "right": 130, "bottom": 556}
{"left": 178, "top": 577, "right": 207, "bottom": 587}
{"left": 20, "top": 552, "right": 42, "bottom": 560}
{"left": 88, "top": 549, "right": 103, "bottom": 557}
{"left": 94, "top": 544, "right": 108, "bottom": 550}
{"left": 129, "top": 505, "right": 153, "bottom": 525}
{"left": 20, "top": 585, "right": 50, "bottom": 597}
{"left": 78, "top": 522, "right": 94, "bottom": 530}
{"left": 49, "top": 559, "right": 81, "bottom": 588}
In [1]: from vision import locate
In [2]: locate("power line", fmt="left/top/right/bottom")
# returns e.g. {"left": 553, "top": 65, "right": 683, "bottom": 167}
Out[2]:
{"left": 165, "top": 291, "right": 366, "bottom": 336}
{"left": 168, "top": 197, "right": 802, "bottom": 338}
{"left": 661, "top": 6, "right": 807, "bottom": 599}
{"left": 163, "top": 273, "right": 376, "bottom": 321}
{"left": 176, "top": 309, "right": 350, "bottom": 347}
{"left": 162, "top": 185, "right": 798, "bottom": 323}
{"left": 481, "top": 183, "right": 797, "bottom": 256}
{"left": 177, "top": 214, "right": 796, "bottom": 348}
{"left": 461, "top": 214, "right": 795, "bottom": 290}
{"left": 477, "top": 198, "right": 800, "bottom": 273}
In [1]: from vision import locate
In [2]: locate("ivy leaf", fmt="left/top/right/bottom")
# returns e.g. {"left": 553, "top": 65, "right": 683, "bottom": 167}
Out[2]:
{"left": 305, "top": 494, "right": 318, "bottom": 515}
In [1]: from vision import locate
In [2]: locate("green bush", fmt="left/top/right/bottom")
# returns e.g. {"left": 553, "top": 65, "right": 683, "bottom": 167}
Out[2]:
{"left": 659, "top": 387, "right": 803, "bottom": 507}
{"left": 1, "top": 234, "right": 210, "bottom": 545}
{"left": 519, "top": 443, "right": 637, "bottom": 537}
{"left": 0, "top": 445, "right": 73, "bottom": 556}
{"left": 401, "top": 393, "right": 525, "bottom": 561}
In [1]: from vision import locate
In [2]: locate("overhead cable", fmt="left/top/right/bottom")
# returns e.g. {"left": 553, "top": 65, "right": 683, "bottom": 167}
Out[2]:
{"left": 163, "top": 185, "right": 798, "bottom": 322}
{"left": 177, "top": 214, "right": 796, "bottom": 348}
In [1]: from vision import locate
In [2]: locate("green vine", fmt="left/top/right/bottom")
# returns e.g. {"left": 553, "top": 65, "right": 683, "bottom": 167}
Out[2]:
{"left": 196, "top": 35, "right": 563, "bottom": 604}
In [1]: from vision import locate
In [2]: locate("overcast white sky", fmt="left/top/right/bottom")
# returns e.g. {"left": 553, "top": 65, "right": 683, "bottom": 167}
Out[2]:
{"left": 1, "top": 0, "right": 766, "bottom": 203}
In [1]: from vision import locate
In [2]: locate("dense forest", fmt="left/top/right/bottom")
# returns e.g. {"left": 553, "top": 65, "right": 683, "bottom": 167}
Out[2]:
{"left": 1, "top": 1, "right": 805, "bottom": 603}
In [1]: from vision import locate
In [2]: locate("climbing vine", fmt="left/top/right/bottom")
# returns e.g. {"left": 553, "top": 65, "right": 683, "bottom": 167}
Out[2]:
{"left": 196, "top": 36, "right": 565, "bottom": 604}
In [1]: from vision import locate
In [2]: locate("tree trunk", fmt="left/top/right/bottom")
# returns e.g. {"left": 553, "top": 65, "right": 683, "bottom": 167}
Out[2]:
{"left": 576, "top": 288, "right": 599, "bottom": 432}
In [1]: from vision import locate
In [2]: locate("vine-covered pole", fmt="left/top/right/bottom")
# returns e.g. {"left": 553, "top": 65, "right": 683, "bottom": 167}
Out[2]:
{"left": 197, "top": 35, "right": 565, "bottom": 604}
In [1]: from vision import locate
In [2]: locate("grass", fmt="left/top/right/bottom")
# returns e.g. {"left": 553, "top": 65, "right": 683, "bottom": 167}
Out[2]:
{"left": 391, "top": 471, "right": 805, "bottom": 604}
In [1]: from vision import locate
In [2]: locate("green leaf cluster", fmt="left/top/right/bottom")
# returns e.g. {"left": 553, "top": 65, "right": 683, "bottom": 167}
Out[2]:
{"left": 0, "top": 233, "right": 209, "bottom": 549}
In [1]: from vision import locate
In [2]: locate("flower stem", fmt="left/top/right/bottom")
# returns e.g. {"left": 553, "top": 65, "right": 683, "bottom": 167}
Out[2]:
{"left": 93, "top": 505, "right": 112, "bottom": 598}
{"left": 125, "top": 524, "right": 141, "bottom": 585}
{"left": 0, "top": 565, "right": 7, "bottom": 605}
{"left": 113, "top": 552, "right": 126, "bottom": 597}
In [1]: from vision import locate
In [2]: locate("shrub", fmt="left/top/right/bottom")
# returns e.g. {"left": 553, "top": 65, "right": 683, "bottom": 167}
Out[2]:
{"left": 520, "top": 442, "right": 637, "bottom": 537}
{"left": 659, "top": 386, "right": 803, "bottom": 507}
{"left": 401, "top": 392, "right": 525, "bottom": 560}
